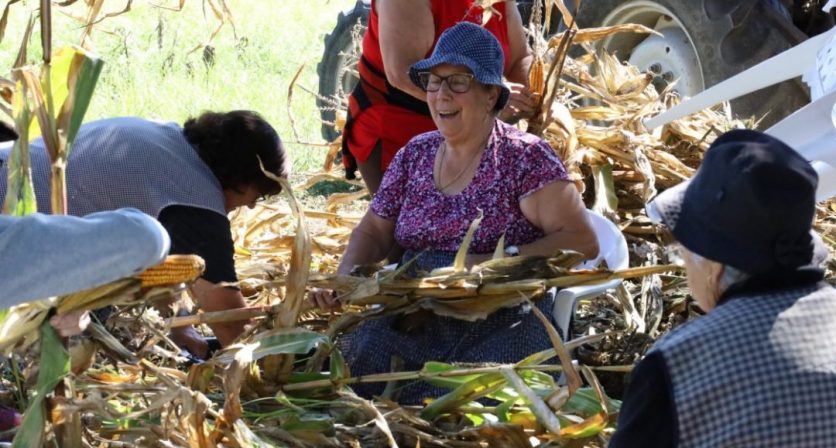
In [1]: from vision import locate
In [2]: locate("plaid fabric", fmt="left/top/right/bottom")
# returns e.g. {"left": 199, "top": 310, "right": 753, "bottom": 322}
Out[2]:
{"left": 341, "top": 250, "right": 560, "bottom": 404}
{"left": 0, "top": 117, "right": 226, "bottom": 218}
{"left": 652, "top": 282, "right": 836, "bottom": 447}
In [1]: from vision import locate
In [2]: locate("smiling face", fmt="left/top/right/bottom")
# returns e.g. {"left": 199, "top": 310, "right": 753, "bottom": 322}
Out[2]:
{"left": 425, "top": 64, "right": 499, "bottom": 146}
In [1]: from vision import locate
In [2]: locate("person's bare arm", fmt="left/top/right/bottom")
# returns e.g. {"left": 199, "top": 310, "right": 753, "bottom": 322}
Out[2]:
{"left": 191, "top": 279, "right": 248, "bottom": 346}
{"left": 504, "top": 0, "right": 533, "bottom": 85}
{"left": 465, "top": 181, "right": 597, "bottom": 267}
{"left": 377, "top": 0, "right": 434, "bottom": 100}
{"left": 308, "top": 211, "right": 396, "bottom": 309}
{"left": 518, "top": 180, "right": 599, "bottom": 259}
{"left": 338, "top": 211, "right": 397, "bottom": 274}
{"left": 498, "top": 1, "right": 536, "bottom": 122}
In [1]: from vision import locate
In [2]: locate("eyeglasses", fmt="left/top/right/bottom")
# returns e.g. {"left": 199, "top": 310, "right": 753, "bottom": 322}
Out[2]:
{"left": 417, "top": 72, "right": 475, "bottom": 93}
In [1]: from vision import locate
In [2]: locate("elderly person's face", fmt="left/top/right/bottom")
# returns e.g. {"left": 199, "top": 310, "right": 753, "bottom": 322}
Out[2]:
{"left": 424, "top": 64, "right": 499, "bottom": 144}
{"left": 680, "top": 246, "right": 724, "bottom": 311}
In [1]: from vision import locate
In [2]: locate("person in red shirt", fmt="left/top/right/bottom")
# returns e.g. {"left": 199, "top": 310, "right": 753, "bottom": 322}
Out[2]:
{"left": 342, "top": 0, "right": 534, "bottom": 194}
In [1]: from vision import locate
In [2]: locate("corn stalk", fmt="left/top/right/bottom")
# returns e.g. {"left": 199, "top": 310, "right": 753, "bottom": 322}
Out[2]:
{"left": 1, "top": 1, "right": 102, "bottom": 445}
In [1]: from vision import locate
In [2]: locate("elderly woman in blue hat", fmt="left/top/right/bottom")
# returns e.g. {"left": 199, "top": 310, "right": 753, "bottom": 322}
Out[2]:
{"left": 610, "top": 129, "right": 836, "bottom": 447}
{"left": 309, "top": 22, "right": 598, "bottom": 403}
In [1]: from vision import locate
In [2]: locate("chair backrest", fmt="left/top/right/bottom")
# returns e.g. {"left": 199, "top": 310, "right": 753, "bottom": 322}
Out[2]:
{"left": 577, "top": 209, "right": 629, "bottom": 271}
{"left": 554, "top": 210, "right": 630, "bottom": 339}
{"left": 644, "top": 27, "right": 836, "bottom": 130}
{"left": 765, "top": 89, "right": 836, "bottom": 201}
{"left": 804, "top": 32, "right": 835, "bottom": 101}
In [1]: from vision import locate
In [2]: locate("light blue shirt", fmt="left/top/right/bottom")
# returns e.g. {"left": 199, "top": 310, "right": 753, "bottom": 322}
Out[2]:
{"left": 0, "top": 208, "right": 170, "bottom": 307}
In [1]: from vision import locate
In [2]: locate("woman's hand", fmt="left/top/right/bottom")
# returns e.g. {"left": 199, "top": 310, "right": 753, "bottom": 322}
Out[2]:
{"left": 499, "top": 82, "right": 536, "bottom": 123}
{"left": 49, "top": 309, "right": 91, "bottom": 337}
{"left": 307, "top": 288, "right": 343, "bottom": 311}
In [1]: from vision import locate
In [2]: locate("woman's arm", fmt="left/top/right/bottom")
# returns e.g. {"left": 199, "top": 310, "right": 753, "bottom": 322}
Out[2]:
{"left": 519, "top": 180, "right": 599, "bottom": 259}
{"left": 337, "top": 210, "right": 397, "bottom": 275}
{"left": 499, "top": 1, "right": 536, "bottom": 121}
{"left": 504, "top": 0, "right": 533, "bottom": 85}
{"left": 465, "top": 180, "right": 597, "bottom": 267}
{"left": 308, "top": 210, "right": 396, "bottom": 310}
{"left": 377, "top": 0, "right": 434, "bottom": 100}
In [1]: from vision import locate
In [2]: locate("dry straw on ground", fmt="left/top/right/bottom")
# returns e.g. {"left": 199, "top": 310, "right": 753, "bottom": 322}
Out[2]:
{"left": 1, "top": 2, "right": 835, "bottom": 447}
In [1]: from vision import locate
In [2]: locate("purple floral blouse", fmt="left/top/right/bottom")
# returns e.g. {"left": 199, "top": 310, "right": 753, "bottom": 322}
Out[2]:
{"left": 370, "top": 120, "right": 570, "bottom": 254}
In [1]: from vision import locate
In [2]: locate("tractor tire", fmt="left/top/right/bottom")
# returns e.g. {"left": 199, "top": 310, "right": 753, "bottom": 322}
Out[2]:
{"left": 575, "top": 0, "right": 811, "bottom": 128}
{"left": 316, "top": 1, "right": 539, "bottom": 142}
{"left": 317, "top": 1, "right": 369, "bottom": 142}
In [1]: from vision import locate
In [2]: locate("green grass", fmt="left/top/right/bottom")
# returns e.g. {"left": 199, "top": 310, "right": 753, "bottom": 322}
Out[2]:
{"left": 0, "top": 0, "right": 356, "bottom": 174}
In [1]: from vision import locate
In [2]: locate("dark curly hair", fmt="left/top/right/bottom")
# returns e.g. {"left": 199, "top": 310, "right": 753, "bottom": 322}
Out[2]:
{"left": 183, "top": 110, "right": 289, "bottom": 196}
{"left": 0, "top": 120, "right": 17, "bottom": 143}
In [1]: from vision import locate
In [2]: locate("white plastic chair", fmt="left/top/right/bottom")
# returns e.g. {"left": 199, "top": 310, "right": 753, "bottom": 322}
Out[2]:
{"left": 643, "top": 21, "right": 836, "bottom": 201}
{"left": 765, "top": 89, "right": 836, "bottom": 201}
{"left": 643, "top": 26, "right": 836, "bottom": 130}
{"left": 552, "top": 209, "right": 629, "bottom": 339}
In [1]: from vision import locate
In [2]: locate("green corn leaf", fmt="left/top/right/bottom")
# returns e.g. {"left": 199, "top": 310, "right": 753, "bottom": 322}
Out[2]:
{"left": 495, "top": 396, "right": 518, "bottom": 422}
{"left": 420, "top": 361, "right": 482, "bottom": 389}
{"left": 420, "top": 372, "right": 507, "bottom": 420}
{"left": 253, "top": 329, "right": 325, "bottom": 360}
{"left": 215, "top": 329, "right": 325, "bottom": 366}
{"left": 12, "top": 319, "right": 69, "bottom": 448}
{"left": 28, "top": 46, "right": 103, "bottom": 155}
{"left": 3, "top": 80, "right": 36, "bottom": 216}
{"left": 233, "top": 419, "right": 278, "bottom": 448}
{"left": 500, "top": 367, "right": 562, "bottom": 435}
{"left": 561, "top": 387, "right": 621, "bottom": 416}
{"left": 286, "top": 372, "right": 330, "bottom": 384}
{"left": 57, "top": 46, "right": 102, "bottom": 148}
{"left": 328, "top": 344, "right": 349, "bottom": 384}
{"left": 281, "top": 413, "right": 334, "bottom": 434}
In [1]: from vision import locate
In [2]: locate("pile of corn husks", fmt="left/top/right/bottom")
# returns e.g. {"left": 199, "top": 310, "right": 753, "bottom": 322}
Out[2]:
{"left": 2, "top": 6, "right": 836, "bottom": 447}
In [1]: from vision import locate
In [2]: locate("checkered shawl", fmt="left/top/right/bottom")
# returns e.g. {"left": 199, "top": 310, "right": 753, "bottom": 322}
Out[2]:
{"left": 0, "top": 117, "right": 226, "bottom": 218}
{"left": 651, "top": 282, "right": 836, "bottom": 447}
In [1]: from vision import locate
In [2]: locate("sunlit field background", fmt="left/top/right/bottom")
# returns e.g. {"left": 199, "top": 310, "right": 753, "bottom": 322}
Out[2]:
{"left": 0, "top": 0, "right": 356, "bottom": 174}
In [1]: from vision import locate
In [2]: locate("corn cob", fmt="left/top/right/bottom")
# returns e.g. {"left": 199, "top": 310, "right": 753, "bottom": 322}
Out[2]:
{"left": 138, "top": 254, "right": 205, "bottom": 288}
{"left": 528, "top": 57, "right": 546, "bottom": 100}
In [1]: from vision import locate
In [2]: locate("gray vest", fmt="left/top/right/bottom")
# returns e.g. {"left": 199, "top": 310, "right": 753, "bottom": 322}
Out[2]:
{"left": 652, "top": 282, "right": 836, "bottom": 447}
{"left": 0, "top": 117, "right": 225, "bottom": 218}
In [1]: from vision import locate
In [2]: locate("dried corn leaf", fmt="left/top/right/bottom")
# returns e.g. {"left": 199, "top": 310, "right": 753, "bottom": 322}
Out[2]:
{"left": 550, "top": 23, "right": 659, "bottom": 47}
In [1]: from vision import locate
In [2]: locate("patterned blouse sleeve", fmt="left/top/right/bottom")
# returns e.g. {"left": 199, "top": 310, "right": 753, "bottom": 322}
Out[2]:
{"left": 370, "top": 145, "right": 410, "bottom": 220}
{"left": 517, "top": 139, "right": 571, "bottom": 200}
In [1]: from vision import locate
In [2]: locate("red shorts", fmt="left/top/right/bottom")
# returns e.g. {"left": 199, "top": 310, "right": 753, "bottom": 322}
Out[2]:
{"left": 345, "top": 104, "right": 436, "bottom": 170}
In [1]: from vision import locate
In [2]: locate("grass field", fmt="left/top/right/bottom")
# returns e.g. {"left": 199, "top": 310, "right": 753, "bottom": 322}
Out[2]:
{"left": 0, "top": 0, "right": 356, "bottom": 174}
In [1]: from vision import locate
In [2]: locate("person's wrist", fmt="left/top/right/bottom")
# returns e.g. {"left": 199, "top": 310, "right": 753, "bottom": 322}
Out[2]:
{"left": 499, "top": 108, "right": 520, "bottom": 124}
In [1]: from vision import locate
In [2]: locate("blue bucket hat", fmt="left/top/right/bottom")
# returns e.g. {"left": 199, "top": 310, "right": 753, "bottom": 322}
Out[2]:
{"left": 409, "top": 21, "right": 510, "bottom": 111}
{"left": 647, "top": 129, "right": 823, "bottom": 274}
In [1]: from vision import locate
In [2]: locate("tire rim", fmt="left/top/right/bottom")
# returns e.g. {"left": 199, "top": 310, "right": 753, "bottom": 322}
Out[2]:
{"left": 337, "top": 51, "right": 360, "bottom": 97}
{"left": 599, "top": 1, "right": 704, "bottom": 97}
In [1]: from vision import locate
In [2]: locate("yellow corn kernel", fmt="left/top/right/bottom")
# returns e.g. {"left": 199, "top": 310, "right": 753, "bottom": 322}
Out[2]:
{"left": 529, "top": 57, "right": 546, "bottom": 99}
{"left": 138, "top": 255, "right": 205, "bottom": 288}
